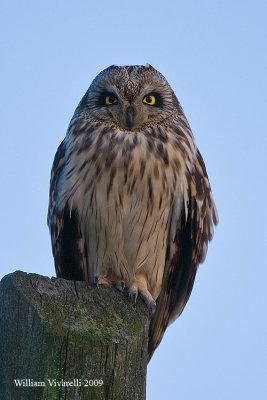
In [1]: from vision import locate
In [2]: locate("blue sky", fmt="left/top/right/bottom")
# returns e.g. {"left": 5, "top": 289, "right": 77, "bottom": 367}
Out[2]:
{"left": 1, "top": 1, "right": 266, "bottom": 398}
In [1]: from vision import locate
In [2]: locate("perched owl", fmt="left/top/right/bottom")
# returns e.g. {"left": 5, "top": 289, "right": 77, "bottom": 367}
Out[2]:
{"left": 48, "top": 64, "right": 218, "bottom": 362}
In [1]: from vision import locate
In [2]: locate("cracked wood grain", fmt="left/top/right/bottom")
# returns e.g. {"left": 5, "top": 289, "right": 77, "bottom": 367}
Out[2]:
{"left": 0, "top": 271, "right": 150, "bottom": 400}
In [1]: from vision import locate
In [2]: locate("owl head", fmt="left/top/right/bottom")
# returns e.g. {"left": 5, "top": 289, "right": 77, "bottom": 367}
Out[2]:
{"left": 76, "top": 65, "right": 182, "bottom": 131}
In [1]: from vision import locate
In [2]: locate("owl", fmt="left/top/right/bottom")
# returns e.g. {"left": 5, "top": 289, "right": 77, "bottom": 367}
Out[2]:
{"left": 48, "top": 64, "right": 218, "bottom": 362}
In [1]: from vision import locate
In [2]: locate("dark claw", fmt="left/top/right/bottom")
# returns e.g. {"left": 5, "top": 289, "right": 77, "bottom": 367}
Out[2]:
{"left": 116, "top": 281, "right": 125, "bottom": 292}
{"left": 150, "top": 301, "right": 156, "bottom": 316}
{"left": 129, "top": 292, "right": 137, "bottom": 308}
{"left": 94, "top": 276, "right": 99, "bottom": 288}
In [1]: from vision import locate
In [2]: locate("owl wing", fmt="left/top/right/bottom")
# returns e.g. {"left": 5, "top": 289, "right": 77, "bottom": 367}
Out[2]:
{"left": 47, "top": 139, "right": 86, "bottom": 280}
{"left": 148, "top": 150, "right": 218, "bottom": 362}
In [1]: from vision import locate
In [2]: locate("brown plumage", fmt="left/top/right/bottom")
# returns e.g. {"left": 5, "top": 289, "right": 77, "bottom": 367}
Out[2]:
{"left": 47, "top": 64, "right": 218, "bottom": 362}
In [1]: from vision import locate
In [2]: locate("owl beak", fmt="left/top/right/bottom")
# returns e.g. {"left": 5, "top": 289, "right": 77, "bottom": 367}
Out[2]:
{"left": 126, "top": 106, "right": 134, "bottom": 130}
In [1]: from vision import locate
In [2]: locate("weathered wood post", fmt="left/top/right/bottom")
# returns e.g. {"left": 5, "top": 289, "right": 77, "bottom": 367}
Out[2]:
{"left": 0, "top": 271, "right": 150, "bottom": 400}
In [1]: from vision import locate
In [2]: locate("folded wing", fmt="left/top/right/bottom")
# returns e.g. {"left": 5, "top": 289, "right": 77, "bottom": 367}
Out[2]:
{"left": 148, "top": 150, "right": 218, "bottom": 362}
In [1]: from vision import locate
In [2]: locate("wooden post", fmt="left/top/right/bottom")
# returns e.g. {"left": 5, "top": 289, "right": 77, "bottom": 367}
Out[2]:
{"left": 0, "top": 271, "right": 150, "bottom": 400}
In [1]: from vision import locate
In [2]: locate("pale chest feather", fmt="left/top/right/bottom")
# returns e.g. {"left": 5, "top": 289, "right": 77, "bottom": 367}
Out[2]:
{"left": 60, "top": 131, "right": 187, "bottom": 295}
{"left": 65, "top": 131, "right": 187, "bottom": 208}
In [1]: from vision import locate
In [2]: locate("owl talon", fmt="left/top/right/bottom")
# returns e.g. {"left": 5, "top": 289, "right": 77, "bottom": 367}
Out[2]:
{"left": 129, "top": 291, "right": 138, "bottom": 308}
{"left": 150, "top": 301, "right": 156, "bottom": 315}
{"left": 116, "top": 280, "right": 125, "bottom": 292}
{"left": 94, "top": 276, "right": 99, "bottom": 288}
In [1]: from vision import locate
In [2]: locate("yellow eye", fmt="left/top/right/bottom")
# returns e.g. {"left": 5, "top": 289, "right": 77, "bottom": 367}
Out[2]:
{"left": 105, "top": 95, "right": 118, "bottom": 105}
{"left": 143, "top": 95, "right": 156, "bottom": 105}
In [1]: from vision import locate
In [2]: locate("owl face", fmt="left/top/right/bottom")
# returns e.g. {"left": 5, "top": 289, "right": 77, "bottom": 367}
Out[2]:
{"left": 80, "top": 65, "right": 180, "bottom": 131}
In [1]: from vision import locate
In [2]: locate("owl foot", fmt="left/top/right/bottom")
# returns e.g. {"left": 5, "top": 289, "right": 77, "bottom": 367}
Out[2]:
{"left": 94, "top": 275, "right": 113, "bottom": 287}
{"left": 128, "top": 274, "right": 156, "bottom": 314}
{"left": 94, "top": 275, "right": 125, "bottom": 292}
